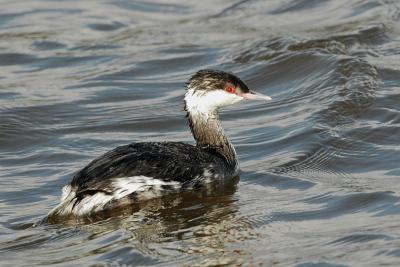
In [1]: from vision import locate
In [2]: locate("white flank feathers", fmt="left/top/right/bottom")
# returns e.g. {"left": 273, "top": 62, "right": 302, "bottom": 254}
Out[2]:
{"left": 112, "top": 176, "right": 181, "bottom": 199}
{"left": 49, "top": 176, "right": 181, "bottom": 216}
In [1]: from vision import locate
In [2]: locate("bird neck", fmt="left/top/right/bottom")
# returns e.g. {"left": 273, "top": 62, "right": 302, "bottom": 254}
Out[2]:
{"left": 185, "top": 108, "right": 238, "bottom": 170}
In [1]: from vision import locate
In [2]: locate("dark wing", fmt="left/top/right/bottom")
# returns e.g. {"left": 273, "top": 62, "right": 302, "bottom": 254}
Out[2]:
{"left": 70, "top": 142, "right": 226, "bottom": 191}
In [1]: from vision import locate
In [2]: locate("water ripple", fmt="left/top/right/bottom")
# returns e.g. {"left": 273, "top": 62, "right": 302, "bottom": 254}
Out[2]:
{"left": 1, "top": 0, "right": 400, "bottom": 266}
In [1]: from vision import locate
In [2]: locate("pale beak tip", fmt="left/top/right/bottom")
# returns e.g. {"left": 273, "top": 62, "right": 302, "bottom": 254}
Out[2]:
{"left": 242, "top": 91, "right": 272, "bottom": 101}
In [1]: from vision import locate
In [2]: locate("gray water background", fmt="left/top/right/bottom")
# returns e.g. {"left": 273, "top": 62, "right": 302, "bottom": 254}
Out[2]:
{"left": 1, "top": 0, "right": 400, "bottom": 266}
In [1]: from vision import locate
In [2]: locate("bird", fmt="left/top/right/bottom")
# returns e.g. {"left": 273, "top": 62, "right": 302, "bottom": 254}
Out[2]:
{"left": 48, "top": 69, "right": 271, "bottom": 218}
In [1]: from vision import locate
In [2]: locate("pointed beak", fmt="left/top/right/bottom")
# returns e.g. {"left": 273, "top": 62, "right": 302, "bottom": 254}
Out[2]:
{"left": 241, "top": 90, "right": 272, "bottom": 101}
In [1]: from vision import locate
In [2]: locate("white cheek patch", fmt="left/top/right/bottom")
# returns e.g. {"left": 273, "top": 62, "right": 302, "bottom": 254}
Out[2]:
{"left": 185, "top": 89, "right": 243, "bottom": 114}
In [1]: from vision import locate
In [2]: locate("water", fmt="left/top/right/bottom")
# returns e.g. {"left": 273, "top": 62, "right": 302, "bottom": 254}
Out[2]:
{"left": 1, "top": 0, "right": 400, "bottom": 266}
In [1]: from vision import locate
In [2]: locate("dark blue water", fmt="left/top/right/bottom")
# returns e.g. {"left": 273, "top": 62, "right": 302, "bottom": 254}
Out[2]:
{"left": 1, "top": 0, "right": 400, "bottom": 266}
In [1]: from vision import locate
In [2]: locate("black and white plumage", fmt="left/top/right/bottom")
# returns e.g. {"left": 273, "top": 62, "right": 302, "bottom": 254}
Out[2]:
{"left": 48, "top": 69, "right": 271, "bottom": 217}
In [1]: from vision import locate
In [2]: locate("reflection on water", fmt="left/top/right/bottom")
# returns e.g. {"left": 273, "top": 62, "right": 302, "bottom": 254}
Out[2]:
{"left": 1, "top": 0, "right": 400, "bottom": 266}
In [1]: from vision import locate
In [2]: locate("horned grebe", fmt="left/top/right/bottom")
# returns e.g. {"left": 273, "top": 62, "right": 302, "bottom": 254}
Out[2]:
{"left": 48, "top": 70, "right": 271, "bottom": 217}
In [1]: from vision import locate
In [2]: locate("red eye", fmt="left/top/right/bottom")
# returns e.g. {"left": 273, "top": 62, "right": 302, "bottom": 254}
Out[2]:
{"left": 225, "top": 86, "right": 235, "bottom": 93}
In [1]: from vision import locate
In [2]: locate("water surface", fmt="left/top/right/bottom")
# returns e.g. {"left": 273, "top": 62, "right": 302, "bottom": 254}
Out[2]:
{"left": 1, "top": 0, "right": 400, "bottom": 266}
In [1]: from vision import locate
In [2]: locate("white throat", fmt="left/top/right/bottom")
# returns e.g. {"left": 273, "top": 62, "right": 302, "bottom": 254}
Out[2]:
{"left": 184, "top": 88, "right": 239, "bottom": 172}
